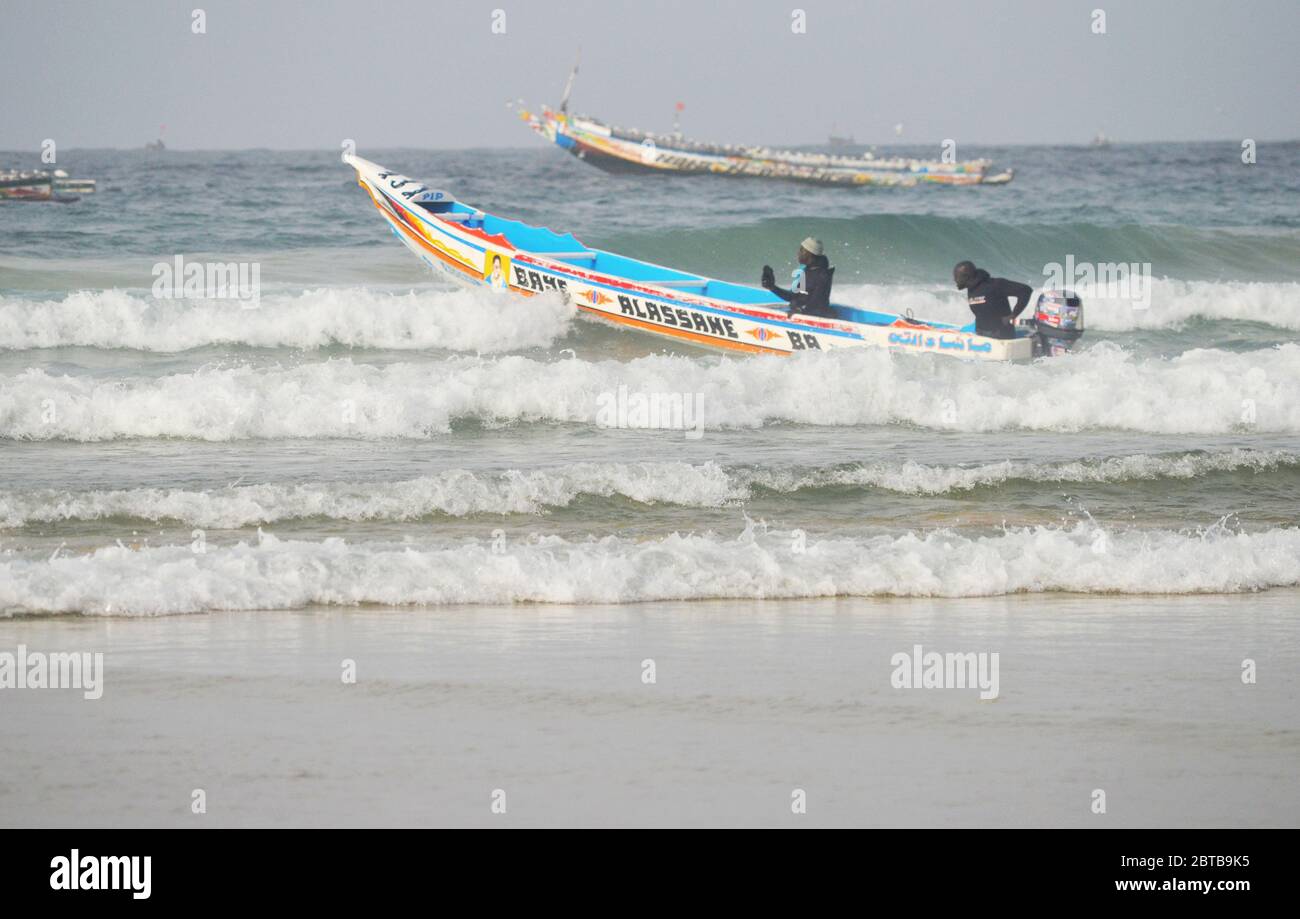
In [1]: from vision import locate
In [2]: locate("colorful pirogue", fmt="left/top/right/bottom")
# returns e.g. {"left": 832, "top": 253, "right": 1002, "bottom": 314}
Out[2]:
{"left": 345, "top": 155, "right": 1078, "bottom": 361}
{"left": 518, "top": 107, "right": 1013, "bottom": 187}
{"left": 0, "top": 169, "right": 93, "bottom": 202}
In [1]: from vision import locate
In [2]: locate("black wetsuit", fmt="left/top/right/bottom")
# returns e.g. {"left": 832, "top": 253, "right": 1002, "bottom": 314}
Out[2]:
{"left": 964, "top": 269, "right": 1034, "bottom": 339}
{"left": 768, "top": 255, "right": 836, "bottom": 318}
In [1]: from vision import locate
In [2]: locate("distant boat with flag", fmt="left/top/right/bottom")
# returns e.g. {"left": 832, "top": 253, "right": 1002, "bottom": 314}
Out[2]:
{"left": 145, "top": 123, "right": 168, "bottom": 152}
{"left": 828, "top": 124, "right": 856, "bottom": 148}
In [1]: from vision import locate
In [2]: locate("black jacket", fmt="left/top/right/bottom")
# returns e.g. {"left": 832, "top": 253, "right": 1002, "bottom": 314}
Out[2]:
{"left": 964, "top": 269, "right": 1034, "bottom": 339}
{"left": 770, "top": 255, "right": 835, "bottom": 317}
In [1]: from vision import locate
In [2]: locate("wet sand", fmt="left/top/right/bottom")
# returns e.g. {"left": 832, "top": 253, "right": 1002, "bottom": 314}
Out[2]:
{"left": 2, "top": 591, "right": 1296, "bottom": 828}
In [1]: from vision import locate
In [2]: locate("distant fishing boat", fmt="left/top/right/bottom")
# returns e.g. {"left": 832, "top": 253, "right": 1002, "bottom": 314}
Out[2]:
{"left": 0, "top": 169, "right": 82, "bottom": 203}
{"left": 52, "top": 170, "right": 96, "bottom": 195}
{"left": 343, "top": 155, "right": 1075, "bottom": 362}
{"left": 146, "top": 123, "right": 168, "bottom": 152}
{"left": 0, "top": 171, "right": 53, "bottom": 201}
{"left": 518, "top": 64, "right": 1011, "bottom": 187}
{"left": 1090, "top": 132, "right": 1111, "bottom": 149}
{"left": 521, "top": 106, "right": 1013, "bottom": 187}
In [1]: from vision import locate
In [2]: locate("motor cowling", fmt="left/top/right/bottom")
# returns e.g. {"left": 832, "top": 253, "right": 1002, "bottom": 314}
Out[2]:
{"left": 1028, "top": 290, "right": 1084, "bottom": 357}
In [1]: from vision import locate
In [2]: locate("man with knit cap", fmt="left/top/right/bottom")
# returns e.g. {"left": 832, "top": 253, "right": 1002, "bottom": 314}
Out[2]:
{"left": 761, "top": 237, "right": 836, "bottom": 318}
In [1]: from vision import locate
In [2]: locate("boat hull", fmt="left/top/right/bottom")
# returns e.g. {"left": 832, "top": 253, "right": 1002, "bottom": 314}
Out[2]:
{"left": 54, "top": 179, "right": 96, "bottom": 195}
{"left": 2, "top": 170, "right": 95, "bottom": 201}
{"left": 0, "top": 177, "right": 53, "bottom": 201}
{"left": 345, "top": 155, "right": 1033, "bottom": 362}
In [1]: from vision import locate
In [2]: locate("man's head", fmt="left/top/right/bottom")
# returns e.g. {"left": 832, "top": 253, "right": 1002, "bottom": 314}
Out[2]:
{"left": 953, "top": 260, "right": 979, "bottom": 290}
{"left": 799, "top": 237, "right": 824, "bottom": 264}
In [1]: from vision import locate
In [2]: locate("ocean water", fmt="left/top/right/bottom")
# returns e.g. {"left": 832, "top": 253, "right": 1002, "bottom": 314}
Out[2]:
{"left": 3, "top": 142, "right": 1299, "bottom": 612}
{"left": 2, "top": 143, "right": 1298, "bottom": 826}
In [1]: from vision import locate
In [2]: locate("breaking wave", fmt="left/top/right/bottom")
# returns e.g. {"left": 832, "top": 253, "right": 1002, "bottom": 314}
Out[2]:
{"left": 3, "top": 280, "right": 1296, "bottom": 356}
{"left": 4, "top": 522, "right": 1298, "bottom": 615}
{"left": 625, "top": 215, "right": 1300, "bottom": 284}
{"left": 742, "top": 447, "right": 1300, "bottom": 497}
{"left": 0, "top": 286, "right": 574, "bottom": 353}
{"left": 4, "top": 343, "right": 1299, "bottom": 440}
{"left": 2, "top": 450, "right": 1295, "bottom": 528}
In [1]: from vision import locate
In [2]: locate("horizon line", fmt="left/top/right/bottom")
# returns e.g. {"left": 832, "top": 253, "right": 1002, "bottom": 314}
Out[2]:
{"left": 3, "top": 136, "right": 1299, "bottom": 156}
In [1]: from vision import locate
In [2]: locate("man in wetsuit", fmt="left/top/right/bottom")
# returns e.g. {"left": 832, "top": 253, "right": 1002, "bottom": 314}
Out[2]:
{"left": 953, "top": 260, "right": 1035, "bottom": 339}
{"left": 761, "top": 237, "right": 836, "bottom": 318}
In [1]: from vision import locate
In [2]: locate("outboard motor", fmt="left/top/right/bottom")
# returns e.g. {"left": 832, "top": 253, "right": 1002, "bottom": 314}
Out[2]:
{"left": 1026, "top": 290, "right": 1084, "bottom": 357}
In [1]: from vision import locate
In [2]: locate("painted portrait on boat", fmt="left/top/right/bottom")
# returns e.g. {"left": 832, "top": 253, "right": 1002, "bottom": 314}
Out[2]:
{"left": 484, "top": 250, "right": 512, "bottom": 292}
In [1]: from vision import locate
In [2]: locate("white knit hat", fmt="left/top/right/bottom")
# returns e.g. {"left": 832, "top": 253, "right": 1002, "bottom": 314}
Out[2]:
{"left": 800, "top": 237, "right": 824, "bottom": 256}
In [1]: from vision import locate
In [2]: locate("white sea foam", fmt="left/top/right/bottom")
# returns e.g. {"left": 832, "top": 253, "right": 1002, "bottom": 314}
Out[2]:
{"left": 4, "top": 343, "right": 1298, "bottom": 439}
{"left": 837, "top": 279, "right": 1300, "bottom": 332}
{"left": 3, "top": 523, "right": 1297, "bottom": 615}
{"left": 3, "top": 280, "right": 1293, "bottom": 357}
{"left": 1, "top": 450, "right": 1293, "bottom": 528}
{"left": 0, "top": 286, "right": 574, "bottom": 353}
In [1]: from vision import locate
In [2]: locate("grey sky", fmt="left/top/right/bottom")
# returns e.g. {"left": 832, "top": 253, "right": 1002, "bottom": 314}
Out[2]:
{"left": 3, "top": 0, "right": 1297, "bottom": 151}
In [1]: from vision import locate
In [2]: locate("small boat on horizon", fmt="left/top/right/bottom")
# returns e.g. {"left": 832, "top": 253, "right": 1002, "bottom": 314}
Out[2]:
{"left": 344, "top": 155, "right": 1075, "bottom": 362}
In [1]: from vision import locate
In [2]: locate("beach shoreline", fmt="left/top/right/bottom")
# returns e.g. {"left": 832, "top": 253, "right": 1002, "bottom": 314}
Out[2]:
{"left": 3, "top": 591, "right": 1295, "bottom": 828}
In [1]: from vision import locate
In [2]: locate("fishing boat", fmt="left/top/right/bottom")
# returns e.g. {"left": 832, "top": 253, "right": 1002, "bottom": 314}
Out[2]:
{"left": 0, "top": 171, "right": 53, "bottom": 201}
{"left": 52, "top": 170, "right": 96, "bottom": 195}
{"left": 520, "top": 107, "right": 1013, "bottom": 187}
{"left": 0, "top": 168, "right": 93, "bottom": 202}
{"left": 344, "top": 155, "right": 1078, "bottom": 362}
{"left": 514, "top": 59, "right": 1012, "bottom": 186}
{"left": 0, "top": 170, "right": 82, "bottom": 203}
